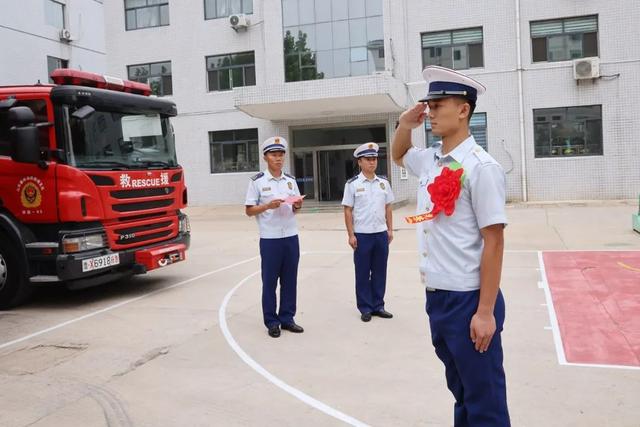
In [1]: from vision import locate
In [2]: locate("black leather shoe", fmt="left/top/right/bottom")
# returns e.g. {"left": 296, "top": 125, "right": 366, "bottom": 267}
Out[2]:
{"left": 268, "top": 325, "right": 281, "bottom": 338}
{"left": 361, "top": 312, "right": 372, "bottom": 322}
{"left": 281, "top": 323, "right": 304, "bottom": 333}
{"left": 372, "top": 309, "right": 393, "bottom": 319}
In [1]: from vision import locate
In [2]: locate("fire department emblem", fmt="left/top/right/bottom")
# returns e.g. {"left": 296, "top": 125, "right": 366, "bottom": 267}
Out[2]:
{"left": 17, "top": 176, "right": 44, "bottom": 209}
{"left": 288, "top": 182, "right": 293, "bottom": 190}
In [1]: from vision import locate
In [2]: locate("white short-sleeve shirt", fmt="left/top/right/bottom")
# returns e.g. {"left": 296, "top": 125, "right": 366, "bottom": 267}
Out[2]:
{"left": 341, "top": 172, "right": 395, "bottom": 234}
{"left": 245, "top": 170, "right": 301, "bottom": 239}
{"left": 402, "top": 135, "right": 507, "bottom": 291}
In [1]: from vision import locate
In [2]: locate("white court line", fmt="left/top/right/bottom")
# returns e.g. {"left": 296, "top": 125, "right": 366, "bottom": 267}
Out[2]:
{"left": 537, "top": 251, "right": 640, "bottom": 371}
{"left": 0, "top": 256, "right": 259, "bottom": 352}
{"left": 537, "top": 250, "right": 572, "bottom": 366}
{"left": 218, "top": 265, "right": 370, "bottom": 427}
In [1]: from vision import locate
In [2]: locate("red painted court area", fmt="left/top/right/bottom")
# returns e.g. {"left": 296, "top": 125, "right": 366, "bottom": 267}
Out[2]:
{"left": 543, "top": 251, "right": 640, "bottom": 367}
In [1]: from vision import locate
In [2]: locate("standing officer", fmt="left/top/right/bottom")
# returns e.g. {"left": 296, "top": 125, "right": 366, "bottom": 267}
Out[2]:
{"left": 391, "top": 66, "right": 510, "bottom": 426}
{"left": 342, "top": 142, "right": 395, "bottom": 322}
{"left": 245, "top": 136, "right": 304, "bottom": 338}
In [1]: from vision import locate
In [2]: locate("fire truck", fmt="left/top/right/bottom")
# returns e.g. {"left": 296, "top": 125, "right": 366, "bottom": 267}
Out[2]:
{"left": 0, "top": 69, "right": 190, "bottom": 308}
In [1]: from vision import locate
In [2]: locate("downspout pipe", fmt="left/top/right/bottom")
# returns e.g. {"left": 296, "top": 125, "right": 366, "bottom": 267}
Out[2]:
{"left": 515, "top": 0, "right": 528, "bottom": 201}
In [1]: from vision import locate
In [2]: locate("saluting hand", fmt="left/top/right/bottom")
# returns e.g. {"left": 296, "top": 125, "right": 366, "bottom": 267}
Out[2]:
{"left": 470, "top": 312, "right": 496, "bottom": 353}
{"left": 398, "top": 103, "right": 428, "bottom": 130}
{"left": 348, "top": 235, "right": 358, "bottom": 250}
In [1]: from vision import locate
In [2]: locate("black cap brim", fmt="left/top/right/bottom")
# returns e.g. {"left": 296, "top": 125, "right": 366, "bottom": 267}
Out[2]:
{"left": 418, "top": 93, "right": 453, "bottom": 102}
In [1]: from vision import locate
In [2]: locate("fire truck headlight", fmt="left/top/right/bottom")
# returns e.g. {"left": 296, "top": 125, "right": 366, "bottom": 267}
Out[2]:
{"left": 178, "top": 215, "right": 190, "bottom": 234}
{"left": 62, "top": 233, "right": 107, "bottom": 253}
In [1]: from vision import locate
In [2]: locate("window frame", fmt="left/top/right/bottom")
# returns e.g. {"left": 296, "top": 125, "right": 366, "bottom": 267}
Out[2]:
{"left": 533, "top": 105, "right": 603, "bottom": 158}
{"left": 204, "top": 0, "right": 253, "bottom": 20}
{"left": 124, "top": 0, "right": 170, "bottom": 31}
{"left": 0, "top": 99, "right": 51, "bottom": 157}
{"left": 205, "top": 51, "right": 256, "bottom": 92}
{"left": 209, "top": 128, "right": 260, "bottom": 174}
{"left": 127, "top": 60, "right": 173, "bottom": 97}
{"left": 425, "top": 112, "right": 488, "bottom": 151}
{"left": 44, "top": 0, "right": 65, "bottom": 28}
{"left": 47, "top": 56, "right": 68, "bottom": 83}
{"left": 282, "top": 0, "right": 385, "bottom": 82}
{"left": 530, "top": 15, "right": 599, "bottom": 63}
{"left": 421, "top": 27, "right": 484, "bottom": 70}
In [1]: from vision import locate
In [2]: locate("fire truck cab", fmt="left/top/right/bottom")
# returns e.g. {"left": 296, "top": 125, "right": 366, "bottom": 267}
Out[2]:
{"left": 0, "top": 69, "right": 190, "bottom": 308}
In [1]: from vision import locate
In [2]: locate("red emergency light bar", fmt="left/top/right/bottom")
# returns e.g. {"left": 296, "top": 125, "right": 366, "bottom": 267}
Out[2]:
{"left": 50, "top": 68, "right": 152, "bottom": 96}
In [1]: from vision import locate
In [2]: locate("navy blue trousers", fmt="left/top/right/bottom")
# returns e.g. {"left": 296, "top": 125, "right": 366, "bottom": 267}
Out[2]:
{"left": 426, "top": 289, "right": 510, "bottom": 427}
{"left": 259, "top": 236, "right": 299, "bottom": 328}
{"left": 353, "top": 231, "right": 389, "bottom": 314}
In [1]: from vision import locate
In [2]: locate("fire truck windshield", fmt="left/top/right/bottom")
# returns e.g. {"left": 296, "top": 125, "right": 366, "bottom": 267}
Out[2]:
{"left": 66, "top": 106, "right": 178, "bottom": 170}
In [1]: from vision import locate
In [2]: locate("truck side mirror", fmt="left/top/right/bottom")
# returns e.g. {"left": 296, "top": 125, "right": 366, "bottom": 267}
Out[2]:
{"left": 9, "top": 106, "right": 41, "bottom": 164}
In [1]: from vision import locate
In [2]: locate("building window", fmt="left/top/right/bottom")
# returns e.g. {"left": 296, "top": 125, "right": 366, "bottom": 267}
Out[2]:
{"left": 205, "top": 0, "right": 253, "bottom": 20}
{"left": 531, "top": 15, "right": 598, "bottom": 62}
{"left": 534, "top": 105, "right": 602, "bottom": 157}
{"left": 421, "top": 27, "right": 483, "bottom": 70}
{"left": 206, "top": 52, "right": 256, "bottom": 91}
{"left": 44, "top": 0, "right": 65, "bottom": 28}
{"left": 125, "top": 0, "right": 169, "bottom": 31}
{"left": 47, "top": 56, "right": 68, "bottom": 83}
{"left": 282, "top": 0, "right": 385, "bottom": 82}
{"left": 425, "top": 113, "right": 488, "bottom": 150}
{"left": 209, "top": 129, "right": 259, "bottom": 173}
{"left": 127, "top": 61, "right": 173, "bottom": 96}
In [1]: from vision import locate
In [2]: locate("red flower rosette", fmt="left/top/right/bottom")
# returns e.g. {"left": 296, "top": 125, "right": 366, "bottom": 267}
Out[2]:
{"left": 428, "top": 167, "right": 464, "bottom": 216}
{"left": 405, "top": 166, "right": 465, "bottom": 224}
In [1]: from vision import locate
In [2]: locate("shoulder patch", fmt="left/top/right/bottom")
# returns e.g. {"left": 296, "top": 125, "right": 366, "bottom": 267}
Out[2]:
{"left": 347, "top": 175, "right": 359, "bottom": 184}
{"left": 284, "top": 172, "right": 295, "bottom": 180}
{"left": 472, "top": 146, "right": 496, "bottom": 165}
{"left": 250, "top": 172, "right": 264, "bottom": 181}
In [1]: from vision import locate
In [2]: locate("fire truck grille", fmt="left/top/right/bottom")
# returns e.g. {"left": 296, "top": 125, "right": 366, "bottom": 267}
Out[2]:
{"left": 115, "top": 230, "right": 172, "bottom": 245}
{"left": 110, "top": 187, "right": 174, "bottom": 199}
{"left": 112, "top": 198, "right": 174, "bottom": 212}
{"left": 108, "top": 218, "right": 177, "bottom": 249}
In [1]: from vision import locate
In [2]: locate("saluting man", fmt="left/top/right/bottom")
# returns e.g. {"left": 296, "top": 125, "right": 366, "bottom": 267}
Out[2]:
{"left": 342, "top": 142, "right": 395, "bottom": 322}
{"left": 392, "top": 66, "right": 510, "bottom": 426}
{"left": 245, "top": 136, "right": 304, "bottom": 338}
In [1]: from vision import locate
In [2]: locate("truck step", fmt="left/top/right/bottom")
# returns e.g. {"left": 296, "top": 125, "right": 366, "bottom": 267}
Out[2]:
{"left": 29, "top": 275, "right": 62, "bottom": 283}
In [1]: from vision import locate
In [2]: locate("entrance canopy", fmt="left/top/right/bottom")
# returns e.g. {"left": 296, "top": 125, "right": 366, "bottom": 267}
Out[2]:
{"left": 234, "top": 74, "right": 407, "bottom": 120}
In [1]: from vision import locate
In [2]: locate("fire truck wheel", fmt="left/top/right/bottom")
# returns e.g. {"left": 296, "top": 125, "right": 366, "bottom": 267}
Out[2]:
{"left": 0, "top": 232, "right": 33, "bottom": 309}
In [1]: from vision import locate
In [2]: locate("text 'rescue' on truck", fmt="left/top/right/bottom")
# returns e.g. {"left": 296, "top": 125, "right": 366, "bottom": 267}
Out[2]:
{"left": 0, "top": 69, "right": 190, "bottom": 308}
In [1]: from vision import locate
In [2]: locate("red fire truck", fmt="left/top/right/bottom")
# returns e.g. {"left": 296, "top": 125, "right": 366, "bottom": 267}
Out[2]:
{"left": 0, "top": 69, "right": 190, "bottom": 308}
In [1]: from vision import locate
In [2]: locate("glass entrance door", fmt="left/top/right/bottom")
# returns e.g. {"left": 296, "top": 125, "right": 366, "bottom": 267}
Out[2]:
{"left": 291, "top": 124, "right": 389, "bottom": 202}
{"left": 293, "top": 151, "right": 315, "bottom": 200}
{"left": 317, "top": 149, "right": 356, "bottom": 201}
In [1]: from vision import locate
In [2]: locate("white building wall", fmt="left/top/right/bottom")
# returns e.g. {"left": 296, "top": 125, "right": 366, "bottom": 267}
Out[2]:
{"left": 103, "top": 0, "right": 640, "bottom": 205}
{"left": 519, "top": 1, "right": 640, "bottom": 200}
{"left": 0, "top": 0, "right": 106, "bottom": 84}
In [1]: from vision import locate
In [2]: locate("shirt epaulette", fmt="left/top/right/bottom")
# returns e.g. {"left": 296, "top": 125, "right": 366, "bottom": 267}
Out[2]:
{"left": 378, "top": 175, "right": 388, "bottom": 181}
{"left": 250, "top": 172, "right": 264, "bottom": 181}
{"left": 472, "top": 145, "right": 495, "bottom": 165}
{"left": 284, "top": 172, "right": 295, "bottom": 180}
{"left": 347, "top": 175, "right": 359, "bottom": 184}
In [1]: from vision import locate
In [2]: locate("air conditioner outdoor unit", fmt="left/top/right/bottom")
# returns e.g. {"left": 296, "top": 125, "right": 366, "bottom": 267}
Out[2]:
{"left": 573, "top": 57, "right": 600, "bottom": 80}
{"left": 229, "top": 14, "right": 249, "bottom": 31}
{"left": 59, "top": 28, "right": 72, "bottom": 42}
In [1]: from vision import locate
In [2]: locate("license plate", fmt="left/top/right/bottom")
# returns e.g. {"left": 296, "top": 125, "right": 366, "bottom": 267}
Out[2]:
{"left": 82, "top": 253, "right": 120, "bottom": 272}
